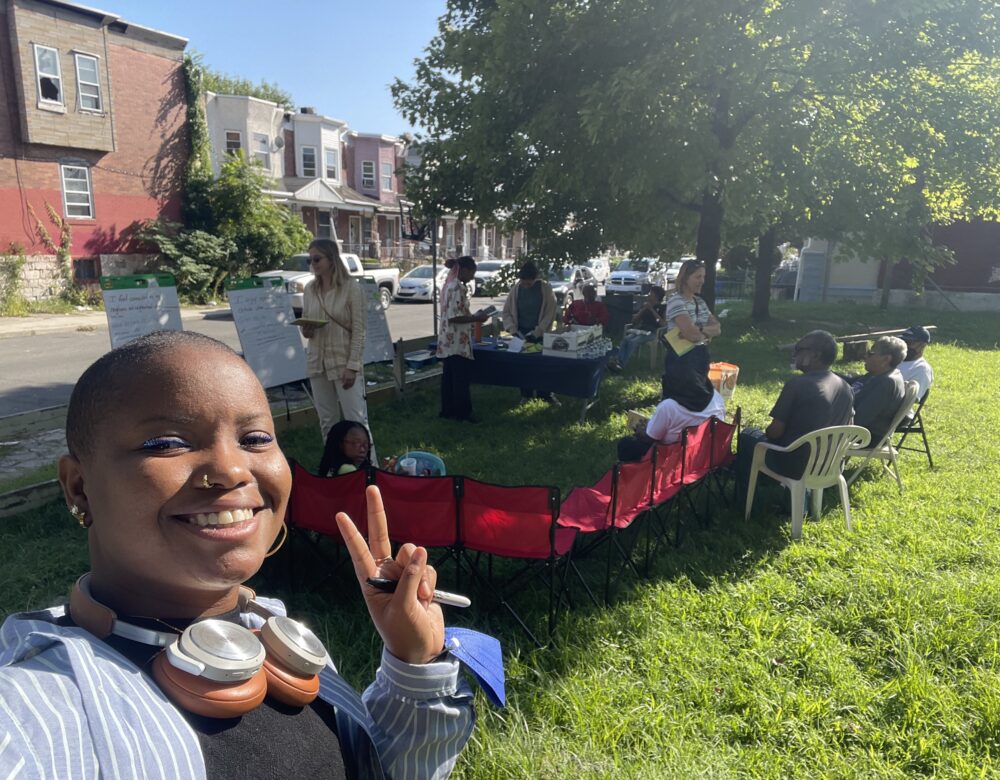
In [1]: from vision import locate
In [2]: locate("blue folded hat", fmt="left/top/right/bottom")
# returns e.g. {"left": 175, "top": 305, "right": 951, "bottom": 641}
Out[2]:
{"left": 444, "top": 627, "right": 506, "bottom": 707}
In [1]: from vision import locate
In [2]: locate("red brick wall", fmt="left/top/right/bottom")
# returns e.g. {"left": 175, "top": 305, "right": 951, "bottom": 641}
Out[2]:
{"left": 0, "top": 12, "right": 186, "bottom": 257}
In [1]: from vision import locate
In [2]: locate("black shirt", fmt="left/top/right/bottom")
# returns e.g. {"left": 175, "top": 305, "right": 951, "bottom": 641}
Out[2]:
{"left": 59, "top": 609, "right": 347, "bottom": 779}
{"left": 768, "top": 369, "right": 854, "bottom": 478}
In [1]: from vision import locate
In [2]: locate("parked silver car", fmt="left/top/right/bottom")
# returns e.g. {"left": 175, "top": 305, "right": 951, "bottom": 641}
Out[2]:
{"left": 547, "top": 264, "right": 596, "bottom": 305}
{"left": 394, "top": 264, "right": 478, "bottom": 303}
{"left": 584, "top": 256, "right": 611, "bottom": 284}
{"left": 473, "top": 259, "right": 514, "bottom": 289}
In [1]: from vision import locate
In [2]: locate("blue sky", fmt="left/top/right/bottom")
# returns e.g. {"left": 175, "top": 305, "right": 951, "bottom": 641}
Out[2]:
{"left": 118, "top": 0, "right": 448, "bottom": 135}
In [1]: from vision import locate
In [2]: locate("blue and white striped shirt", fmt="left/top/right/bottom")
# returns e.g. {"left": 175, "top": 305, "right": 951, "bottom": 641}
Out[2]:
{"left": 0, "top": 598, "right": 474, "bottom": 779}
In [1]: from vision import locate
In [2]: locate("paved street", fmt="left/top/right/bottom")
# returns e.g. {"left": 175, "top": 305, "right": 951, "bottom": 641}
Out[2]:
{"left": 0, "top": 296, "right": 504, "bottom": 417}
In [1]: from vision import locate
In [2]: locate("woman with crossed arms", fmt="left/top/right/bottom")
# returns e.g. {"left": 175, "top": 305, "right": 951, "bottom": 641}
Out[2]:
{"left": 663, "top": 259, "right": 722, "bottom": 378}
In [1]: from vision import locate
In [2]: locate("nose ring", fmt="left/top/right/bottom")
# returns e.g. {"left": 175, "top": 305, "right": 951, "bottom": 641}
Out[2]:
{"left": 201, "top": 474, "right": 214, "bottom": 489}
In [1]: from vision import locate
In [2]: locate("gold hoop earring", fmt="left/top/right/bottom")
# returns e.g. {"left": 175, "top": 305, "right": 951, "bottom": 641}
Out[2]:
{"left": 70, "top": 505, "right": 90, "bottom": 529}
{"left": 264, "top": 522, "right": 288, "bottom": 559}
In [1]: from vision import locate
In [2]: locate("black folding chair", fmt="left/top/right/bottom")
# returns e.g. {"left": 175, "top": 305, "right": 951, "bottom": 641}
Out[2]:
{"left": 895, "top": 389, "right": 933, "bottom": 468}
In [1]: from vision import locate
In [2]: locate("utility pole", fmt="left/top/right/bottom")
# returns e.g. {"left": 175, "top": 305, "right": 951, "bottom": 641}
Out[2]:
{"left": 431, "top": 218, "right": 439, "bottom": 337}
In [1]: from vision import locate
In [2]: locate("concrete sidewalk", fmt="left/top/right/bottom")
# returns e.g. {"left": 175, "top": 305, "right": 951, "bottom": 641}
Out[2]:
{"left": 0, "top": 306, "right": 225, "bottom": 339}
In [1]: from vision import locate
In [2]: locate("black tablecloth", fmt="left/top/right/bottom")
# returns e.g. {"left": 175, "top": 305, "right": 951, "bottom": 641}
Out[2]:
{"left": 468, "top": 344, "right": 610, "bottom": 399}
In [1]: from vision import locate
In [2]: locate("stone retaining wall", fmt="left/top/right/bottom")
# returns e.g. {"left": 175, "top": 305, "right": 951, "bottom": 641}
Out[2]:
{"left": 21, "top": 255, "right": 63, "bottom": 301}
{"left": 12, "top": 253, "right": 158, "bottom": 301}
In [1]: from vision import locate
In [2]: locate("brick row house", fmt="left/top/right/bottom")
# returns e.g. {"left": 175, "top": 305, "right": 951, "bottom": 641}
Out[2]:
{"left": 0, "top": 0, "right": 524, "bottom": 304}
{"left": 204, "top": 96, "right": 527, "bottom": 264}
{"left": 0, "top": 0, "right": 187, "bottom": 299}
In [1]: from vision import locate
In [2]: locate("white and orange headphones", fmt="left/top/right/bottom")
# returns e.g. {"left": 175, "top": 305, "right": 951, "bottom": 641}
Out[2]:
{"left": 69, "top": 574, "right": 328, "bottom": 718}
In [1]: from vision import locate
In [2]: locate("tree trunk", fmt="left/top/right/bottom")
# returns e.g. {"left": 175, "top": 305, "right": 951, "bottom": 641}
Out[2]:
{"left": 879, "top": 256, "right": 893, "bottom": 309}
{"left": 752, "top": 225, "right": 777, "bottom": 322}
{"left": 695, "top": 187, "right": 723, "bottom": 310}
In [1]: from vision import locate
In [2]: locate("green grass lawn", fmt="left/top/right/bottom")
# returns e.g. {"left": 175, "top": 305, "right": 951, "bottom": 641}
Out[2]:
{"left": 2, "top": 300, "right": 999, "bottom": 778}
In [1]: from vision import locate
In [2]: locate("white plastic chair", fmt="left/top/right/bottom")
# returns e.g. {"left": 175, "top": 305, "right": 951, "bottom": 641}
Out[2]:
{"left": 745, "top": 425, "right": 871, "bottom": 540}
{"left": 845, "top": 380, "right": 920, "bottom": 492}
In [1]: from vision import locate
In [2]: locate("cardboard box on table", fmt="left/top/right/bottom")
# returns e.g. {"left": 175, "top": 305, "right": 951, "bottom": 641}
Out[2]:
{"left": 542, "top": 325, "right": 602, "bottom": 352}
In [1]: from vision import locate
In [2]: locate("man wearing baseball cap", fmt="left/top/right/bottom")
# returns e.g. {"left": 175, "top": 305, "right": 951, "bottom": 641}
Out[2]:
{"left": 898, "top": 326, "right": 934, "bottom": 399}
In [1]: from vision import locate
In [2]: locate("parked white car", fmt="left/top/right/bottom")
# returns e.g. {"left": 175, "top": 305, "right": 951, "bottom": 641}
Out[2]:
{"left": 584, "top": 256, "right": 611, "bottom": 284}
{"left": 607, "top": 258, "right": 665, "bottom": 294}
{"left": 394, "top": 264, "right": 477, "bottom": 303}
{"left": 473, "top": 259, "right": 514, "bottom": 289}
{"left": 665, "top": 256, "right": 694, "bottom": 286}
{"left": 255, "top": 252, "right": 400, "bottom": 314}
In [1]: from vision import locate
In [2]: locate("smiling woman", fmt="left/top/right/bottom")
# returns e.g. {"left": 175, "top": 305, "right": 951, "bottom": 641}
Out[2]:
{"left": 0, "top": 331, "right": 486, "bottom": 779}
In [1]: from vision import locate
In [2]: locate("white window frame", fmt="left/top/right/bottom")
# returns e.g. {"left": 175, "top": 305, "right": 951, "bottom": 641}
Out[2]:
{"left": 252, "top": 133, "right": 270, "bottom": 170}
{"left": 60, "top": 164, "right": 94, "bottom": 219}
{"left": 381, "top": 162, "right": 393, "bottom": 192}
{"left": 361, "top": 160, "right": 375, "bottom": 189}
{"left": 73, "top": 52, "right": 102, "bottom": 112}
{"left": 225, "top": 130, "right": 242, "bottom": 156}
{"left": 324, "top": 147, "right": 339, "bottom": 180}
{"left": 33, "top": 44, "right": 63, "bottom": 107}
{"left": 301, "top": 145, "right": 317, "bottom": 178}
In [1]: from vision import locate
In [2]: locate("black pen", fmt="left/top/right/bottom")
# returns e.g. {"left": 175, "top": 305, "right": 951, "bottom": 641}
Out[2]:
{"left": 366, "top": 577, "right": 472, "bottom": 608}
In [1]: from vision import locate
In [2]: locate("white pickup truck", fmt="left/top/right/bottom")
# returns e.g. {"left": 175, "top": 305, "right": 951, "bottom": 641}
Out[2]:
{"left": 256, "top": 252, "right": 401, "bottom": 314}
{"left": 606, "top": 258, "right": 666, "bottom": 294}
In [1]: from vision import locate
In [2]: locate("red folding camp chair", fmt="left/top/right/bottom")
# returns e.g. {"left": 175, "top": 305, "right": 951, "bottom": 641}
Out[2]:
{"left": 682, "top": 418, "right": 714, "bottom": 485}
{"left": 285, "top": 460, "right": 370, "bottom": 589}
{"left": 706, "top": 408, "right": 741, "bottom": 507}
{"left": 603, "top": 454, "right": 655, "bottom": 602}
{"left": 559, "top": 452, "right": 655, "bottom": 603}
{"left": 371, "top": 470, "right": 460, "bottom": 557}
{"left": 559, "top": 469, "right": 614, "bottom": 535}
{"left": 673, "top": 419, "right": 715, "bottom": 536}
{"left": 458, "top": 478, "right": 582, "bottom": 646}
{"left": 644, "top": 441, "right": 685, "bottom": 565}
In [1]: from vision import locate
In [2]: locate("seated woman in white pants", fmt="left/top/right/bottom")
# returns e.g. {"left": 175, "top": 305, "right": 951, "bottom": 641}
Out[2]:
{"left": 297, "top": 239, "right": 374, "bottom": 458}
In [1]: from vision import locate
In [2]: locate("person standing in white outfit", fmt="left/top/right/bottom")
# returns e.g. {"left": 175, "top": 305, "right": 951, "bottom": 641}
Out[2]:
{"left": 297, "top": 239, "right": 374, "bottom": 457}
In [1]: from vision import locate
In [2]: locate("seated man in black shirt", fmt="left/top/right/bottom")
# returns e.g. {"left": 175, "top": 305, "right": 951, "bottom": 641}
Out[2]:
{"left": 736, "top": 330, "right": 855, "bottom": 498}
{"left": 840, "top": 335, "right": 907, "bottom": 444}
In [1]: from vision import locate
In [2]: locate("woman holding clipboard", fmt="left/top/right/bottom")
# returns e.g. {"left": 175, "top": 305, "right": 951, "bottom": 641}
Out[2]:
{"left": 297, "top": 239, "right": 374, "bottom": 455}
{"left": 662, "top": 259, "right": 722, "bottom": 377}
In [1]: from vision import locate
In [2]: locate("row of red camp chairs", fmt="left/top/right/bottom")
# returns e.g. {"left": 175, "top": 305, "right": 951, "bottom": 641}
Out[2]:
{"left": 559, "top": 412, "right": 740, "bottom": 603}
{"left": 288, "top": 465, "right": 579, "bottom": 646}
{"left": 285, "top": 411, "right": 740, "bottom": 646}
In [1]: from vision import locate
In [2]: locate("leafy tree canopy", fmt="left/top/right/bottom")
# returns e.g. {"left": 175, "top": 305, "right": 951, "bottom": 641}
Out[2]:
{"left": 139, "top": 157, "right": 311, "bottom": 302}
{"left": 189, "top": 50, "right": 295, "bottom": 110}
{"left": 395, "top": 0, "right": 1000, "bottom": 312}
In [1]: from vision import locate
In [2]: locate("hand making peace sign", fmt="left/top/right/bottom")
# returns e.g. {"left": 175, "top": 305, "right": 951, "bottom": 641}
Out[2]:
{"left": 336, "top": 486, "right": 445, "bottom": 665}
